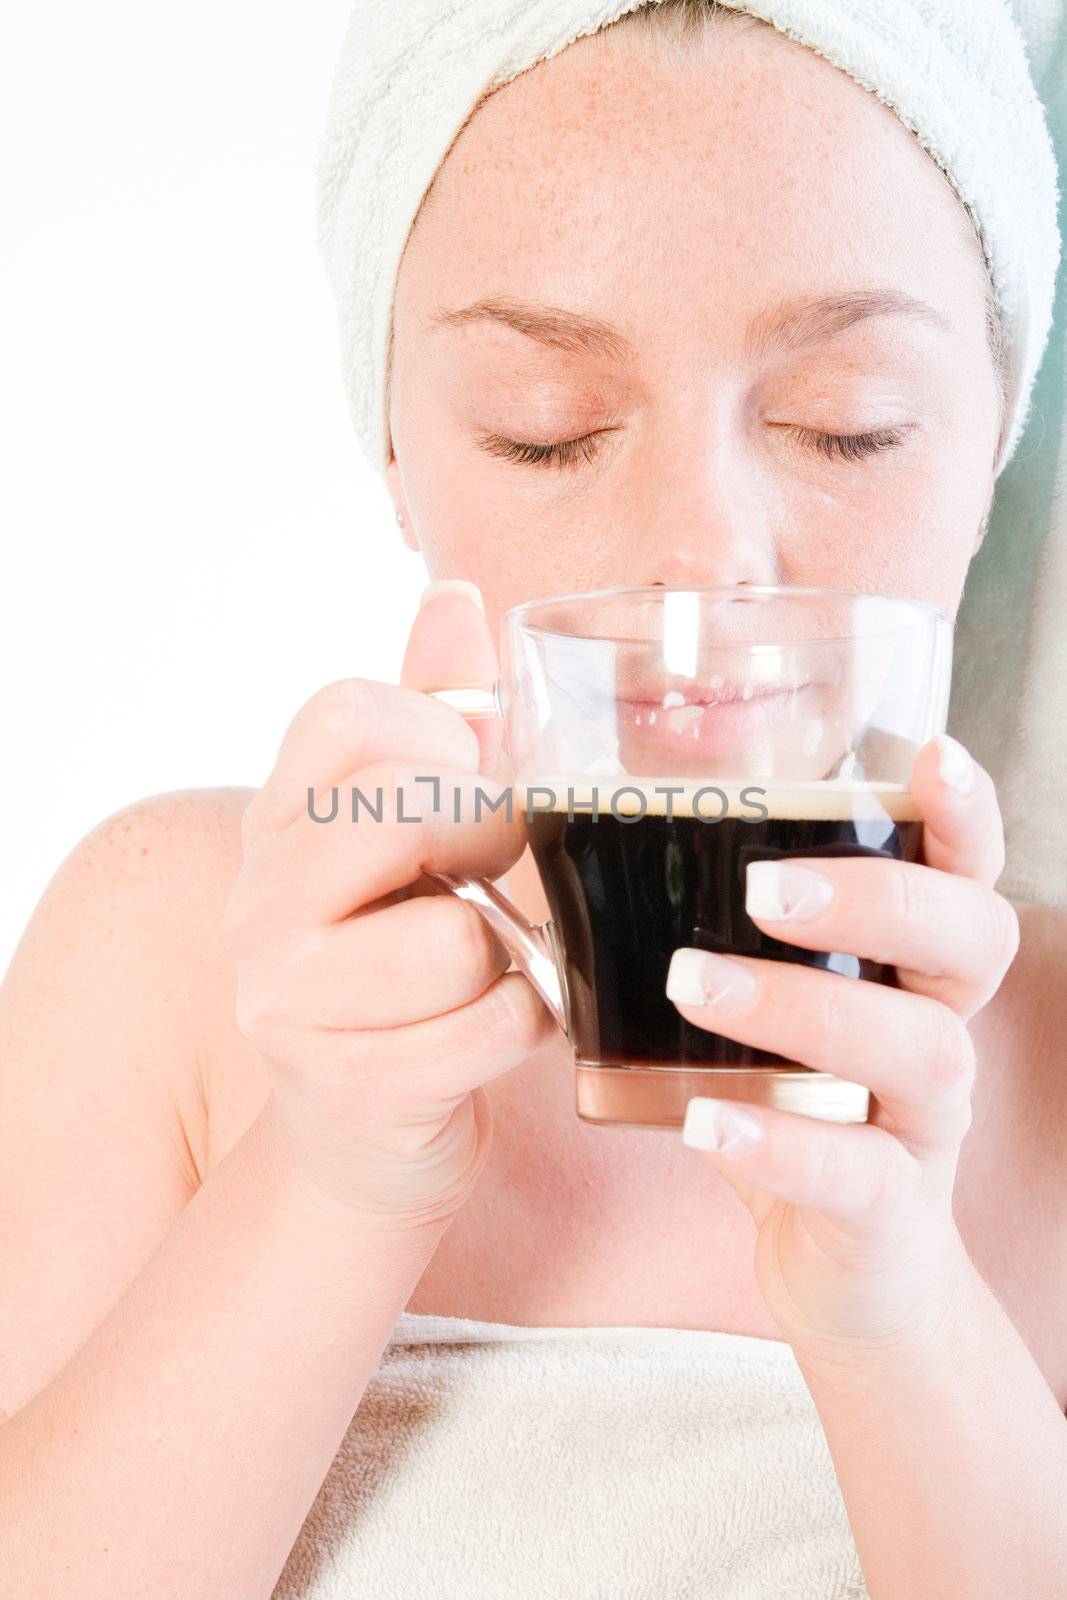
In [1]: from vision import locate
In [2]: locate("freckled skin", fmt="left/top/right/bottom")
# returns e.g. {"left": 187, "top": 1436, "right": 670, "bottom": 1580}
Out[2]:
{"left": 385, "top": 16, "right": 999, "bottom": 654}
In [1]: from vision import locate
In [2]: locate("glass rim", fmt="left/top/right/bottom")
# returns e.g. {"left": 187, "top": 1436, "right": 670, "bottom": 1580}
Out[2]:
{"left": 502, "top": 583, "right": 951, "bottom": 643}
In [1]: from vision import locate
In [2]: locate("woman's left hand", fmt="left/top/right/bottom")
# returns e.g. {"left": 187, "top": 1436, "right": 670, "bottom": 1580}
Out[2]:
{"left": 666, "top": 733, "right": 1021, "bottom": 1366}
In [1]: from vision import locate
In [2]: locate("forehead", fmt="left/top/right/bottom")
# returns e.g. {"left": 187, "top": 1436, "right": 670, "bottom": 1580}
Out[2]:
{"left": 396, "top": 19, "right": 980, "bottom": 341}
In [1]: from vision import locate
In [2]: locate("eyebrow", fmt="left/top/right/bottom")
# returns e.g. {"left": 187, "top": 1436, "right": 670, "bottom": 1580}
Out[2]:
{"left": 424, "top": 288, "right": 954, "bottom": 363}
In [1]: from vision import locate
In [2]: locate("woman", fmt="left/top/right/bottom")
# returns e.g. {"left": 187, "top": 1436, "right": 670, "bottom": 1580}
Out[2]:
{"left": 1, "top": 1, "right": 1065, "bottom": 1596}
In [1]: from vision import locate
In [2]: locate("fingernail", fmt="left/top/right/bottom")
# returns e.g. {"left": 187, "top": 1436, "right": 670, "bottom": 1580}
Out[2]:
{"left": 665, "top": 948, "right": 758, "bottom": 1008}
{"left": 935, "top": 734, "right": 975, "bottom": 795}
{"left": 682, "top": 1097, "right": 763, "bottom": 1154}
{"left": 419, "top": 579, "right": 485, "bottom": 616}
{"left": 746, "top": 860, "right": 834, "bottom": 921}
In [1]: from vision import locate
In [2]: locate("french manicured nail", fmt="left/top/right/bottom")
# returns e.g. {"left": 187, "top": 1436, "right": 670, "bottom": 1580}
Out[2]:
{"left": 665, "top": 948, "right": 758, "bottom": 1008}
{"left": 745, "top": 860, "right": 834, "bottom": 921}
{"left": 419, "top": 578, "right": 485, "bottom": 615}
{"left": 682, "top": 1097, "right": 763, "bottom": 1154}
{"left": 935, "top": 733, "right": 975, "bottom": 795}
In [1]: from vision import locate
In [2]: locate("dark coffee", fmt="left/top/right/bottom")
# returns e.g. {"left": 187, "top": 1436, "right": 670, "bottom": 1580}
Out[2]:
{"left": 524, "top": 777, "right": 922, "bottom": 1071}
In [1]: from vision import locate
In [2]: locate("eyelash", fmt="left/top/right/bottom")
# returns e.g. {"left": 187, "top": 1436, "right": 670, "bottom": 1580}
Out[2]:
{"left": 483, "top": 433, "right": 607, "bottom": 469}
{"left": 480, "top": 424, "right": 911, "bottom": 470}
{"left": 788, "top": 424, "right": 913, "bottom": 463}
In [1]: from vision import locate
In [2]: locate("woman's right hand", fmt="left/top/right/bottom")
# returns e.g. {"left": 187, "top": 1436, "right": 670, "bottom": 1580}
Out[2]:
{"left": 223, "top": 583, "right": 556, "bottom": 1241}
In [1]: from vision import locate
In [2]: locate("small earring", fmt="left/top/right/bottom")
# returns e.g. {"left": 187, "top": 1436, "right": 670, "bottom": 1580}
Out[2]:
{"left": 395, "top": 509, "right": 405, "bottom": 527}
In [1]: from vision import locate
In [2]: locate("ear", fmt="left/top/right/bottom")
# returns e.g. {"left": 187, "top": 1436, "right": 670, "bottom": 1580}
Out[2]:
{"left": 971, "top": 506, "right": 991, "bottom": 558}
{"left": 385, "top": 455, "right": 419, "bottom": 552}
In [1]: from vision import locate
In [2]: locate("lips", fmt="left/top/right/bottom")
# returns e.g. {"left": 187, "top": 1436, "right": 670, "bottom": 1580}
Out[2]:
{"left": 624, "top": 679, "right": 794, "bottom": 707}
{"left": 615, "top": 657, "right": 811, "bottom": 702}
{"left": 616, "top": 681, "right": 814, "bottom": 762}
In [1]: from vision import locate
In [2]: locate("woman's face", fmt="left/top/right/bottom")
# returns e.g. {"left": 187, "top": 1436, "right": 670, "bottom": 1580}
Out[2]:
{"left": 386, "top": 17, "right": 1000, "bottom": 647}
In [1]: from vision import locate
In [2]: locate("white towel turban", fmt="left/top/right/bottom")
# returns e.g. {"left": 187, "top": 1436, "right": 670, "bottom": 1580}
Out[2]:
{"left": 316, "top": 0, "right": 1066, "bottom": 909}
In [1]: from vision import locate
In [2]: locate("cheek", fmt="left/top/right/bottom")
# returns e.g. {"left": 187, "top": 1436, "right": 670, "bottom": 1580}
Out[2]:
{"left": 397, "top": 421, "right": 630, "bottom": 621}
{"left": 798, "top": 447, "right": 985, "bottom": 615}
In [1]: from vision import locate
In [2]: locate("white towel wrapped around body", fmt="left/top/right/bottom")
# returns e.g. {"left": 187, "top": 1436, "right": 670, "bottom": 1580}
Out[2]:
{"left": 271, "top": 1312, "right": 869, "bottom": 1600}
{"left": 316, "top": 0, "right": 1066, "bottom": 908}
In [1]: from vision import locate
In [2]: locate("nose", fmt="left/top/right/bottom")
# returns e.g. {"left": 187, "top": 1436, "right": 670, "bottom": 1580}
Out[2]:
{"left": 627, "top": 412, "right": 781, "bottom": 590}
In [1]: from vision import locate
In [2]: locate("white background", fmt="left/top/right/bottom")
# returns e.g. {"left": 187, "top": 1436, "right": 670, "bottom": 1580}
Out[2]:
{"left": 0, "top": 3, "right": 429, "bottom": 975}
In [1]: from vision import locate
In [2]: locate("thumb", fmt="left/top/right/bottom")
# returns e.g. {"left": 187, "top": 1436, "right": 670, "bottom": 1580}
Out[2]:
{"left": 400, "top": 579, "right": 504, "bottom": 776}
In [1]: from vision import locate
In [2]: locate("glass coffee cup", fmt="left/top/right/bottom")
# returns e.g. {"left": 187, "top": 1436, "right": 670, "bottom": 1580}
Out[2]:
{"left": 425, "top": 585, "right": 952, "bottom": 1130}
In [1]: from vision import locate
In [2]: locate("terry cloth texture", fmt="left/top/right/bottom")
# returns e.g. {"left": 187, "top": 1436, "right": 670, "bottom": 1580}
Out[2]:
{"left": 271, "top": 1310, "right": 870, "bottom": 1599}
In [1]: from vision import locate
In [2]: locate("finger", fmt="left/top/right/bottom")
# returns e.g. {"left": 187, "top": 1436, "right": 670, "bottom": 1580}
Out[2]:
{"left": 741, "top": 855, "right": 1020, "bottom": 1016}
{"left": 679, "top": 1095, "right": 923, "bottom": 1230}
{"left": 401, "top": 580, "right": 503, "bottom": 778}
{"left": 665, "top": 948, "right": 975, "bottom": 1150}
{"left": 227, "top": 759, "right": 527, "bottom": 935}
{"left": 909, "top": 735, "right": 1006, "bottom": 886}
{"left": 376, "top": 968, "right": 562, "bottom": 1102}
{"left": 283, "top": 891, "right": 512, "bottom": 1029}
{"left": 265, "top": 967, "right": 561, "bottom": 1119}
{"left": 243, "top": 677, "right": 482, "bottom": 846}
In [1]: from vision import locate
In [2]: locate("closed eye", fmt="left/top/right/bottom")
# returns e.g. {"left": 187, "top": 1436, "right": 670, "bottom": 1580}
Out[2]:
{"left": 477, "top": 430, "right": 617, "bottom": 469}
{"left": 781, "top": 423, "right": 916, "bottom": 462}
{"left": 478, "top": 423, "right": 913, "bottom": 470}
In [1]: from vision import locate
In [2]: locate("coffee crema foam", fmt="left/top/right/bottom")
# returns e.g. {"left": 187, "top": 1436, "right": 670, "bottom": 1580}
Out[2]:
{"left": 517, "top": 775, "right": 920, "bottom": 823}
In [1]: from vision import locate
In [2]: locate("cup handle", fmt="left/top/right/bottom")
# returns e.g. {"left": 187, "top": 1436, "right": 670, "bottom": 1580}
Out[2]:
{"left": 422, "top": 684, "right": 569, "bottom": 1037}
{"left": 427, "top": 872, "right": 570, "bottom": 1036}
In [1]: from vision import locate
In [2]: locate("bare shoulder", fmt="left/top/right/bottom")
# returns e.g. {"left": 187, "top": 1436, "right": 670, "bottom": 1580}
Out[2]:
{"left": 3, "top": 785, "right": 269, "bottom": 1184}
{"left": 90, "top": 785, "right": 276, "bottom": 1171}
{"left": 967, "top": 899, "right": 1067, "bottom": 1142}
{"left": 1004, "top": 902, "right": 1067, "bottom": 1075}
{"left": 0, "top": 786, "right": 268, "bottom": 1412}
{"left": 957, "top": 900, "right": 1067, "bottom": 1397}
{"left": 29, "top": 784, "right": 254, "bottom": 918}
{"left": 1015, "top": 901, "right": 1067, "bottom": 1137}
